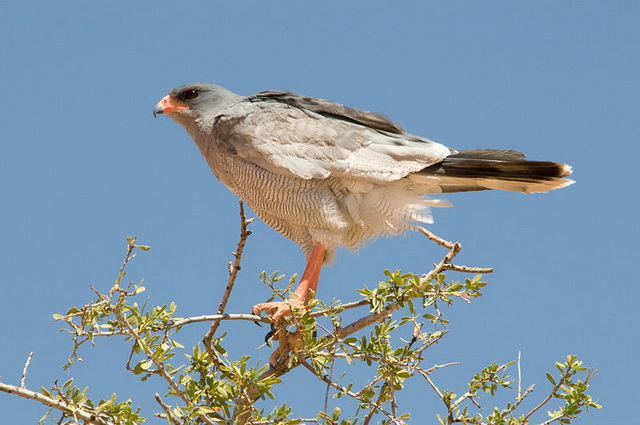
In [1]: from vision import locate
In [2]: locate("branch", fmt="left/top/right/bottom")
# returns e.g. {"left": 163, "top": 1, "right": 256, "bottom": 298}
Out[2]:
{"left": 154, "top": 393, "right": 183, "bottom": 425}
{"left": 20, "top": 352, "right": 33, "bottom": 388}
{"left": 203, "top": 201, "right": 254, "bottom": 382}
{"left": 0, "top": 381, "right": 108, "bottom": 425}
{"left": 523, "top": 376, "right": 568, "bottom": 423}
{"left": 170, "top": 313, "right": 269, "bottom": 328}
{"left": 112, "top": 297, "right": 219, "bottom": 424}
{"left": 335, "top": 239, "right": 487, "bottom": 340}
{"left": 299, "top": 360, "right": 404, "bottom": 425}
{"left": 205, "top": 200, "right": 254, "bottom": 339}
{"left": 237, "top": 231, "right": 491, "bottom": 419}
{"left": 414, "top": 225, "right": 456, "bottom": 249}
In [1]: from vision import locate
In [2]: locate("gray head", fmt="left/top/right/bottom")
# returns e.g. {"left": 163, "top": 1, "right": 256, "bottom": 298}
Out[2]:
{"left": 153, "top": 82, "right": 242, "bottom": 130}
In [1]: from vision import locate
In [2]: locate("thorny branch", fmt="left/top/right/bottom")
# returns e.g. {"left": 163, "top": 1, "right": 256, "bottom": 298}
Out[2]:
{"left": 203, "top": 201, "right": 254, "bottom": 378}
{"left": 205, "top": 201, "right": 255, "bottom": 340}
{"left": 0, "top": 204, "right": 599, "bottom": 425}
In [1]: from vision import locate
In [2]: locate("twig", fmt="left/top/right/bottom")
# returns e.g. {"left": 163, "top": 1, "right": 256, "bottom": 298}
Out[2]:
{"left": 523, "top": 371, "right": 568, "bottom": 423}
{"left": 207, "top": 201, "right": 254, "bottom": 338}
{"left": 299, "top": 360, "right": 403, "bottom": 425}
{"left": 311, "top": 299, "right": 370, "bottom": 316}
{"left": 20, "top": 352, "right": 33, "bottom": 388}
{"left": 322, "top": 321, "right": 341, "bottom": 421}
{"left": 0, "top": 381, "right": 108, "bottom": 424}
{"left": 421, "top": 241, "right": 462, "bottom": 283}
{"left": 445, "top": 264, "right": 493, "bottom": 274}
{"left": 337, "top": 308, "right": 395, "bottom": 339}
{"left": 154, "top": 393, "right": 182, "bottom": 425}
{"left": 203, "top": 201, "right": 253, "bottom": 370}
{"left": 335, "top": 240, "right": 473, "bottom": 340}
{"left": 244, "top": 418, "right": 320, "bottom": 425}
{"left": 111, "top": 291, "right": 218, "bottom": 425}
{"left": 415, "top": 225, "right": 456, "bottom": 249}
{"left": 423, "top": 362, "right": 461, "bottom": 374}
{"left": 416, "top": 368, "right": 446, "bottom": 400}
{"left": 517, "top": 351, "right": 522, "bottom": 399}
{"left": 170, "top": 313, "right": 269, "bottom": 328}
{"left": 116, "top": 237, "right": 138, "bottom": 287}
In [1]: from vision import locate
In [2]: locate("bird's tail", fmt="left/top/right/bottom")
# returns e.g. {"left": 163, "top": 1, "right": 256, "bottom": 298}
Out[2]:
{"left": 419, "top": 149, "right": 574, "bottom": 194}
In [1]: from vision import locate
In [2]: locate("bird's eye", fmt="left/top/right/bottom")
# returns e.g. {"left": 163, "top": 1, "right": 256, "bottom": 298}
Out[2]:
{"left": 182, "top": 89, "right": 199, "bottom": 101}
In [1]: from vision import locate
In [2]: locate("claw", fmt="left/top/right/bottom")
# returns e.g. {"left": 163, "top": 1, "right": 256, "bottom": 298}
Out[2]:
{"left": 264, "top": 324, "right": 276, "bottom": 346}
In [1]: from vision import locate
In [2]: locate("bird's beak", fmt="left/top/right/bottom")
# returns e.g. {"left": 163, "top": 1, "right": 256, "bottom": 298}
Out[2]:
{"left": 153, "top": 95, "right": 189, "bottom": 118}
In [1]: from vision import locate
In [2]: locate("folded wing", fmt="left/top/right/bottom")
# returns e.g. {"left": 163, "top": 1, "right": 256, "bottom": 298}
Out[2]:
{"left": 213, "top": 91, "right": 454, "bottom": 182}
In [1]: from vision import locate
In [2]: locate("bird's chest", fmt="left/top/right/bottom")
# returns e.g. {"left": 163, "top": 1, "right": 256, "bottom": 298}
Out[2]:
{"left": 202, "top": 147, "right": 349, "bottom": 232}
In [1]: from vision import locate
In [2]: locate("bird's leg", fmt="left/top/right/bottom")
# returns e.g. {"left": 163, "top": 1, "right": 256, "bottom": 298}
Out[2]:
{"left": 291, "top": 242, "right": 325, "bottom": 306}
{"left": 252, "top": 243, "right": 325, "bottom": 323}
{"left": 253, "top": 243, "right": 325, "bottom": 365}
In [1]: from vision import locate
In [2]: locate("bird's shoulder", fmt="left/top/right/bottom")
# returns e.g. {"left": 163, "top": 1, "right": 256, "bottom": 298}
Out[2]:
{"left": 242, "top": 90, "right": 406, "bottom": 135}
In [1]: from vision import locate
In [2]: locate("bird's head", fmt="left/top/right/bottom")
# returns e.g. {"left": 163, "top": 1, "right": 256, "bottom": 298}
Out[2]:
{"left": 153, "top": 82, "right": 241, "bottom": 130}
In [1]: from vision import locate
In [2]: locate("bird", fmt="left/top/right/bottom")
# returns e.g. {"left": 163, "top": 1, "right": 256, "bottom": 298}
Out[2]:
{"left": 154, "top": 82, "right": 573, "bottom": 322}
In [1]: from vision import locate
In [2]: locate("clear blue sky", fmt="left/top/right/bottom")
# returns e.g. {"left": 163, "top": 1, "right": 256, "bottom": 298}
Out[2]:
{"left": 1, "top": 2, "right": 638, "bottom": 424}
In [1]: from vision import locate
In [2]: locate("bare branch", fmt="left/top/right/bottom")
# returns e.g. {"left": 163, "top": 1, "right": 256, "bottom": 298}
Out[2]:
{"left": 20, "top": 352, "right": 33, "bottom": 389}
{"left": 206, "top": 200, "right": 254, "bottom": 339}
{"left": 415, "top": 225, "right": 456, "bottom": 249}
{"left": 170, "top": 313, "right": 269, "bottom": 328}
{"left": 517, "top": 351, "right": 522, "bottom": 400}
{"left": 311, "top": 299, "right": 370, "bottom": 316}
{"left": 445, "top": 264, "right": 494, "bottom": 274}
{"left": 203, "top": 201, "right": 253, "bottom": 379}
{"left": 423, "top": 362, "right": 461, "bottom": 374}
{"left": 337, "top": 308, "right": 395, "bottom": 339}
{"left": 416, "top": 368, "right": 446, "bottom": 400}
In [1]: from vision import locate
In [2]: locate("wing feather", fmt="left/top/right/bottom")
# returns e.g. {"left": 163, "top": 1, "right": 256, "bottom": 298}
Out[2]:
{"left": 213, "top": 94, "right": 453, "bottom": 181}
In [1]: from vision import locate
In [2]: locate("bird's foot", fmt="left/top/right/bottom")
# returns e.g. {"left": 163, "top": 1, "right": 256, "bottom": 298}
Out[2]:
{"left": 252, "top": 298, "right": 306, "bottom": 323}
{"left": 267, "top": 330, "right": 304, "bottom": 366}
{"left": 253, "top": 298, "right": 309, "bottom": 367}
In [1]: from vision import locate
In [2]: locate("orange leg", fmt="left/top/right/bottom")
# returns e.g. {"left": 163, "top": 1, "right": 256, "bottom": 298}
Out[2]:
{"left": 252, "top": 243, "right": 326, "bottom": 323}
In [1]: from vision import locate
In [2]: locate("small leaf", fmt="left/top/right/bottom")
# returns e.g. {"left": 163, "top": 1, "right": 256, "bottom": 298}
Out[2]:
{"left": 139, "top": 359, "right": 153, "bottom": 370}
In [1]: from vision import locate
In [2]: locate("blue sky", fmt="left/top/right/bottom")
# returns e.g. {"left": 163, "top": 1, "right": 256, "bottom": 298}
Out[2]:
{"left": 1, "top": 1, "right": 638, "bottom": 424}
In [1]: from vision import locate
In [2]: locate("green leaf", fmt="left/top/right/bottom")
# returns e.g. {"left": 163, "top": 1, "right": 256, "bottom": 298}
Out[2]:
{"left": 546, "top": 372, "right": 556, "bottom": 385}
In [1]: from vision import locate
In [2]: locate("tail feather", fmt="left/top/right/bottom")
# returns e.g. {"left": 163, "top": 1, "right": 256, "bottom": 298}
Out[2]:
{"left": 420, "top": 149, "right": 574, "bottom": 194}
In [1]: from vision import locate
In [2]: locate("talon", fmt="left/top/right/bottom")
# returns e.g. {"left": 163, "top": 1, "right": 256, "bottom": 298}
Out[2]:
{"left": 264, "top": 325, "right": 276, "bottom": 346}
{"left": 252, "top": 300, "right": 303, "bottom": 323}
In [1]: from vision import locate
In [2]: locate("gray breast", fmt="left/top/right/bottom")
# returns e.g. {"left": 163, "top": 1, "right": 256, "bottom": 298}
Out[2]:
{"left": 205, "top": 147, "right": 354, "bottom": 259}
